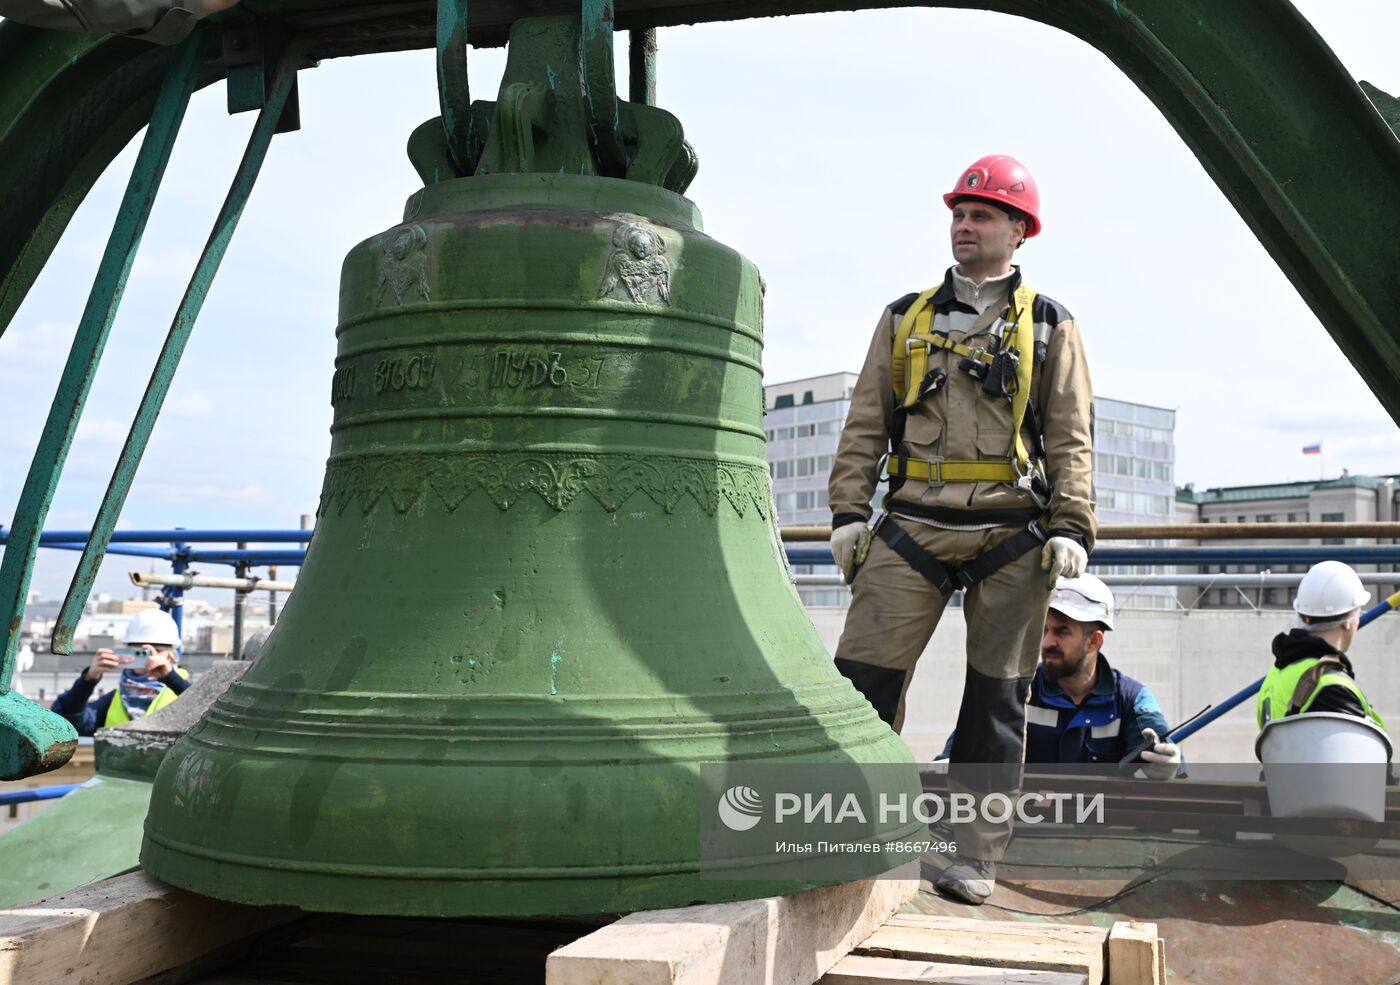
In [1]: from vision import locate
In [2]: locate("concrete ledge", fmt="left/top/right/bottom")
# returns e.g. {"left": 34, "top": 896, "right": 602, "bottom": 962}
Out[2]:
{"left": 546, "top": 873, "right": 918, "bottom": 985}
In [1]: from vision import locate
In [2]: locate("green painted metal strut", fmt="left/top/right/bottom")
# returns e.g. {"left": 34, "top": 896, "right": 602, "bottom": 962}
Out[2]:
{"left": 581, "top": 0, "right": 628, "bottom": 177}
{"left": 436, "top": 0, "right": 477, "bottom": 175}
{"left": 0, "top": 35, "right": 203, "bottom": 780}
{"left": 51, "top": 49, "right": 304, "bottom": 657}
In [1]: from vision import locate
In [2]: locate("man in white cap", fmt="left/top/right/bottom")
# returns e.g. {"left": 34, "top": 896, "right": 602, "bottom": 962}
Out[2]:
{"left": 1257, "top": 561, "right": 1384, "bottom": 729}
{"left": 942, "top": 573, "right": 1181, "bottom": 774}
{"left": 934, "top": 574, "right": 1178, "bottom": 904}
{"left": 51, "top": 607, "right": 191, "bottom": 735}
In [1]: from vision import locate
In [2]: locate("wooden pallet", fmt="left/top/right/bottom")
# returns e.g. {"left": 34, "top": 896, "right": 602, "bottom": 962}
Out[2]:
{"left": 821, "top": 915, "right": 1165, "bottom": 985}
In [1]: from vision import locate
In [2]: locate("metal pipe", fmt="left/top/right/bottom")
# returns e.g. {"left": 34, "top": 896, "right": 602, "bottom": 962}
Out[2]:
{"left": 629, "top": 28, "right": 657, "bottom": 105}
{"left": 36, "top": 543, "right": 175, "bottom": 560}
{"left": 789, "top": 572, "right": 1400, "bottom": 589}
{"left": 783, "top": 545, "right": 1400, "bottom": 567}
{"left": 130, "top": 572, "right": 295, "bottom": 593}
{"left": 0, "top": 783, "right": 81, "bottom": 807}
{"left": 779, "top": 522, "right": 1400, "bottom": 542}
{"left": 232, "top": 544, "right": 248, "bottom": 661}
{"left": 19, "top": 529, "right": 315, "bottom": 544}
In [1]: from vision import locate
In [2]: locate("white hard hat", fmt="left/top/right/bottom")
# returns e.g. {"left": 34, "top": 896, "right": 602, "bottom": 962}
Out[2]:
{"left": 1293, "top": 560, "right": 1369, "bottom": 626}
{"left": 1048, "top": 574, "right": 1115, "bottom": 631}
{"left": 123, "top": 607, "right": 181, "bottom": 647}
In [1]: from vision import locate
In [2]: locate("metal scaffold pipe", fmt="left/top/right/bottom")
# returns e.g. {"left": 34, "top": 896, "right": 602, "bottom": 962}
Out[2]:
{"left": 130, "top": 572, "right": 296, "bottom": 593}
{"left": 779, "top": 522, "right": 1400, "bottom": 542}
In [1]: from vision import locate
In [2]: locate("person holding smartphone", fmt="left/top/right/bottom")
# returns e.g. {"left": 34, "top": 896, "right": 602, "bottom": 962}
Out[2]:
{"left": 51, "top": 607, "right": 191, "bottom": 735}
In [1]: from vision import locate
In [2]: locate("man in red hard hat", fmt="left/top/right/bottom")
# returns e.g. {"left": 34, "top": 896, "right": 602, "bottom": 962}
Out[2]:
{"left": 828, "top": 154, "right": 1096, "bottom": 904}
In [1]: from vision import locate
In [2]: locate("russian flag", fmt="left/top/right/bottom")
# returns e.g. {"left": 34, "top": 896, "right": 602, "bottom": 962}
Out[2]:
{"left": 1302, "top": 442, "right": 1322, "bottom": 455}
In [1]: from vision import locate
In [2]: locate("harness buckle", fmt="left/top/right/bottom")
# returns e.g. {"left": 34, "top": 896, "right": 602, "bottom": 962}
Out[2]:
{"left": 925, "top": 455, "right": 945, "bottom": 485}
{"left": 1013, "top": 458, "right": 1051, "bottom": 510}
{"left": 876, "top": 452, "right": 891, "bottom": 483}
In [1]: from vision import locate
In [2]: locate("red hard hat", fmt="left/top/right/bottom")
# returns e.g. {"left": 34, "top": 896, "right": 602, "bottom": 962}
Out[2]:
{"left": 943, "top": 155, "right": 1042, "bottom": 238}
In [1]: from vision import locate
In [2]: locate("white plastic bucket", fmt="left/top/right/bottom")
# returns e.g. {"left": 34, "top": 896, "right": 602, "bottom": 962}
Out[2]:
{"left": 1256, "top": 713, "right": 1391, "bottom": 857}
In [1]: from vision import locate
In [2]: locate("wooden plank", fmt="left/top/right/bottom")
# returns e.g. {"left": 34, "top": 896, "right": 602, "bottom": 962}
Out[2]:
{"left": 855, "top": 926, "right": 1103, "bottom": 985}
{"left": 1106, "top": 923, "right": 1161, "bottom": 985}
{"left": 0, "top": 870, "right": 300, "bottom": 985}
{"left": 884, "top": 915, "right": 1107, "bottom": 946}
{"left": 547, "top": 874, "right": 918, "bottom": 985}
{"left": 821, "top": 953, "right": 1088, "bottom": 985}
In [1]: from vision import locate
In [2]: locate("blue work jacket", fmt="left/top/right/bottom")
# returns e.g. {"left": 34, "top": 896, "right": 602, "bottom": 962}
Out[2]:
{"left": 1024, "top": 653, "right": 1170, "bottom": 765}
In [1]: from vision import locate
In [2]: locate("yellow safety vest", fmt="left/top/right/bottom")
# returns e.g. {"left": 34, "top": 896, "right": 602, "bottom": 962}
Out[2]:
{"left": 1256, "top": 657, "right": 1384, "bottom": 731}
{"left": 889, "top": 282, "right": 1038, "bottom": 483}
{"left": 102, "top": 667, "right": 190, "bottom": 727}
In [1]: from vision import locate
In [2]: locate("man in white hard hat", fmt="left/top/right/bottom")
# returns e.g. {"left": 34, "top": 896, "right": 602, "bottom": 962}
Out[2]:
{"left": 1257, "top": 561, "right": 1385, "bottom": 730}
{"left": 942, "top": 574, "right": 1181, "bottom": 776}
{"left": 51, "top": 607, "right": 191, "bottom": 735}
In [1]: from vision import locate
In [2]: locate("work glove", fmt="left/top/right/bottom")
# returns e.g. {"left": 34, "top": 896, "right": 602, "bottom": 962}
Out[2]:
{"left": 1137, "top": 728, "right": 1182, "bottom": 781}
{"left": 831, "top": 522, "right": 872, "bottom": 584}
{"left": 1039, "top": 536, "right": 1087, "bottom": 589}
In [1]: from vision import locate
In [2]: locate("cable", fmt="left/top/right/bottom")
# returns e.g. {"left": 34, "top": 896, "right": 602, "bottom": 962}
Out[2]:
{"left": 980, "top": 872, "right": 1169, "bottom": 917}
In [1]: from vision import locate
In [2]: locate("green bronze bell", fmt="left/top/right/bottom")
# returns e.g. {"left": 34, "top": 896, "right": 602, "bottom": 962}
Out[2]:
{"left": 140, "top": 15, "right": 919, "bottom": 916}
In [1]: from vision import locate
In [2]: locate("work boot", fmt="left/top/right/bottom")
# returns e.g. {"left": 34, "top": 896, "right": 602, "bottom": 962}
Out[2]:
{"left": 935, "top": 858, "right": 996, "bottom": 905}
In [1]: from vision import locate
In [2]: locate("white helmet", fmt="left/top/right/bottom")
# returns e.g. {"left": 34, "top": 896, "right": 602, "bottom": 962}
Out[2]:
{"left": 1048, "top": 573, "right": 1115, "bottom": 631}
{"left": 1293, "top": 560, "right": 1369, "bottom": 629}
{"left": 123, "top": 607, "right": 181, "bottom": 647}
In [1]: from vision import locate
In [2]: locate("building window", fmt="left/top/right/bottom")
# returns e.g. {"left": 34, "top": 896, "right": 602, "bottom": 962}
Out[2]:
{"left": 773, "top": 394, "right": 794, "bottom": 409}
{"left": 817, "top": 455, "right": 834, "bottom": 470}
{"left": 796, "top": 458, "right": 815, "bottom": 477}
{"left": 774, "top": 460, "right": 793, "bottom": 479}
{"left": 1288, "top": 512, "right": 1303, "bottom": 523}
{"left": 802, "top": 390, "right": 814, "bottom": 405}
{"left": 1257, "top": 514, "right": 1277, "bottom": 523}
{"left": 775, "top": 427, "right": 794, "bottom": 440}
{"left": 796, "top": 424, "right": 816, "bottom": 438}
{"left": 776, "top": 493, "right": 796, "bottom": 511}
{"left": 818, "top": 420, "right": 842, "bottom": 435}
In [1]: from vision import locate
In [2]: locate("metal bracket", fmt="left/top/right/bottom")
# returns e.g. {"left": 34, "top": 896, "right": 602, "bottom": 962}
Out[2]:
{"left": 222, "top": 19, "right": 301, "bottom": 134}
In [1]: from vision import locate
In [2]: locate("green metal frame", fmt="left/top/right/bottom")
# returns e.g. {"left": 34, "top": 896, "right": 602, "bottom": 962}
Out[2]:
{"left": 3, "top": 1, "right": 1397, "bottom": 404}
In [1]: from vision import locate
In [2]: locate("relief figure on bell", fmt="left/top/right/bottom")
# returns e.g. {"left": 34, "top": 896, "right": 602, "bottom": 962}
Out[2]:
{"left": 377, "top": 224, "right": 430, "bottom": 304}
{"left": 598, "top": 221, "right": 671, "bottom": 305}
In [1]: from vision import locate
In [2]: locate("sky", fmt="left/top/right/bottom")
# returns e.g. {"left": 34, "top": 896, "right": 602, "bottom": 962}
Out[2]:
{"left": 2, "top": 0, "right": 1398, "bottom": 604}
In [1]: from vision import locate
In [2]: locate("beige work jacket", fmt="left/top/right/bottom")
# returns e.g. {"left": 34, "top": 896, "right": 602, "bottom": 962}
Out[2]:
{"left": 829, "top": 266, "right": 1097, "bottom": 550}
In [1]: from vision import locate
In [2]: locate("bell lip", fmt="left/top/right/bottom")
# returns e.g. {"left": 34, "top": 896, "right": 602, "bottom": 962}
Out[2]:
{"left": 403, "top": 172, "right": 703, "bottom": 232}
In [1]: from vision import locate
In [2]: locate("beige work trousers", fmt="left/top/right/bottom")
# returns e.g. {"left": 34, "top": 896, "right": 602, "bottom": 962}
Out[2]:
{"left": 834, "top": 517, "right": 1052, "bottom": 861}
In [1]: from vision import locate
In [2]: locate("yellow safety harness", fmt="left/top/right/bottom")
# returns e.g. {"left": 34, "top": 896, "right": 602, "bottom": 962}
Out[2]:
{"left": 888, "top": 282, "right": 1038, "bottom": 485}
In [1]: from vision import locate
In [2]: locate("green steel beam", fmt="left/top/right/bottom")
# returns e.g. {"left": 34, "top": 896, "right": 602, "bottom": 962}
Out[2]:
{"left": 0, "top": 36, "right": 203, "bottom": 779}
{"left": 435, "top": 0, "right": 478, "bottom": 175}
{"left": 52, "top": 49, "right": 303, "bottom": 656}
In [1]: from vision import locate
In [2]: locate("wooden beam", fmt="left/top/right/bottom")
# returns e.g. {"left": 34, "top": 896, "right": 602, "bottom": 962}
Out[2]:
{"left": 855, "top": 925, "right": 1104, "bottom": 985}
{"left": 547, "top": 875, "right": 918, "bottom": 985}
{"left": 883, "top": 915, "right": 1108, "bottom": 946}
{"left": 822, "top": 953, "right": 1088, "bottom": 985}
{"left": 1106, "top": 922, "right": 1162, "bottom": 985}
{"left": 0, "top": 870, "right": 300, "bottom": 985}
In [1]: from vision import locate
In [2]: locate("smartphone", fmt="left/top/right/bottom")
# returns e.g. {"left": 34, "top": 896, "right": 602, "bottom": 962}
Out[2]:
{"left": 112, "top": 646, "right": 145, "bottom": 665}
